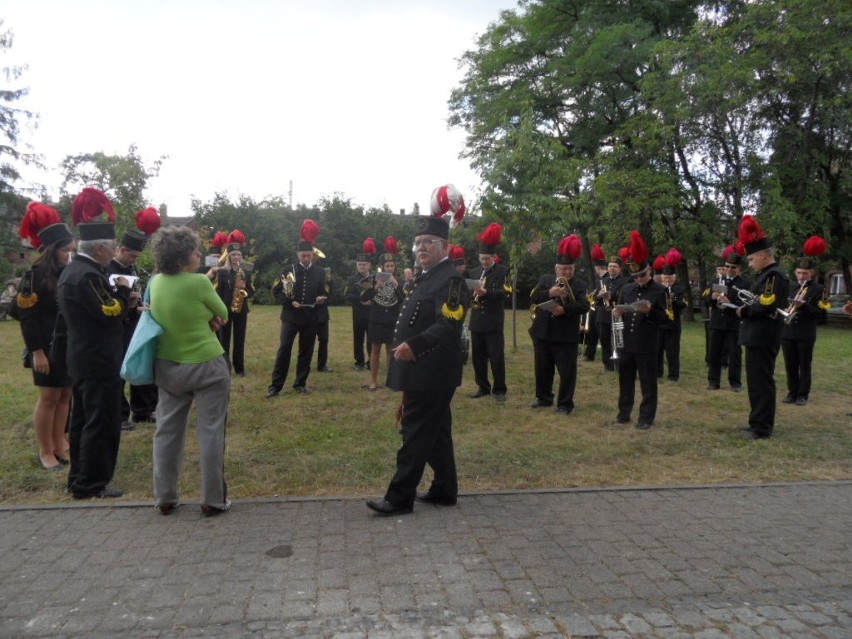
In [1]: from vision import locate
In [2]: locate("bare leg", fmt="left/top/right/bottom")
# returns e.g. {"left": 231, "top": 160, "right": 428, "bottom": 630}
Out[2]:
{"left": 34, "top": 387, "right": 64, "bottom": 467}
{"left": 52, "top": 386, "right": 72, "bottom": 459}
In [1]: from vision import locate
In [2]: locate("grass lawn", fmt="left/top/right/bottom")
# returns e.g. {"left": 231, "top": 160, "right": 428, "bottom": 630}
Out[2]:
{"left": 1, "top": 305, "right": 850, "bottom": 504}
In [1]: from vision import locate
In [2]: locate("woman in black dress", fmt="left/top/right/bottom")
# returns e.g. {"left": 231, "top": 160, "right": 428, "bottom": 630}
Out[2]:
{"left": 17, "top": 203, "right": 77, "bottom": 470}
{"left": 362, "top": 237, "right": 404, "bottom": 391}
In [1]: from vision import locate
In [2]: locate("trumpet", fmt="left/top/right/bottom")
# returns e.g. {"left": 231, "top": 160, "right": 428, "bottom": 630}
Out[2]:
{"left": 776, "top": 283, "right": 808, "bottom": 324}
{"left": 731, "top": 285, "right": 758, "bottom": 306}
{"left": 471, "top": 271, "right": 488, "bottom": 310}
{"left": 611, "top": 317, "right": 624, "bottom": 359}
{"left": 555, "top": 276, "right": 575, "bottom": 305}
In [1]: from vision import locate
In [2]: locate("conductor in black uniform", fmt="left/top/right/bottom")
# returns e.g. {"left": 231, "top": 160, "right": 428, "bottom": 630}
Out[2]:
{"left": 529, "top": 234, "right": 590, "bottom": 415}
{"left": 781, "top": 237, "right": 830, "bottom": 406}
{"left": 266, "top": 220, "right": 328, "bottom": 397}
{"left": 366, "top": 208, "right": 469, "bottom": 516}
{"left": 57, "top": 188, "right": 131, "bottom": 499}
{"left": 468, "top": 223, "right": 510, "bottom": 402}
{"left": 735, "top": 216, "right": 790, "bottom": 440}
{"left": 612, "top": 232, "right": 669, "bottom": 430}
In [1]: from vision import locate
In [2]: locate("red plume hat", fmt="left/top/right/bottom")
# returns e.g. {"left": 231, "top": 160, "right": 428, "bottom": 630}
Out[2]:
{"left": 737, "top": 215, "right": 772, "bottom": 255}
{"left": 379, "top": 236, "right": 400, "bottom": 263}
{"left": 653, "top": 255, "right": 666, "bottom": 274}
{"left": 591, "top": 243, "right": 607, "bottom": 266}
{"left": 121, "top": 207, "right": 162, "bottom": 251}
{"left": 661, "top": 248, "right": 683, "bottom": 275}
{"left": 420, "top": 184, "right": 465, "bottom": 239}
{"left": 626, "top": 231, "right": 650, "bottom": 273}
{"left": 797, "top": 235, "right": 828, "bottom": 270}
{"left": 556, "top": 234, "right": 583, "bottom": 265}
{"left": 19, "top": 202, "right": 73, "bottom": 250}
{"left": 299, "top": 219, "right": 320, "bottom": 252}
{"left": 477, "top": 223, "right": 503, "bottom": 255}
{"left": 72, "top": 187, "right": 116, "bottom": 241}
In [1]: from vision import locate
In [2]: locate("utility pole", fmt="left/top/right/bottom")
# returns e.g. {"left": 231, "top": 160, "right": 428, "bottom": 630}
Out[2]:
{"left": 288, "top": 180, "right": 293, "bottom": 209}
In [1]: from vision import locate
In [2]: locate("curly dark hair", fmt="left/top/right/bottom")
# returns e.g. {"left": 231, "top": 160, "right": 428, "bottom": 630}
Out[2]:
{"left": 150, "top": 225, "right": 200, "bottom": 275}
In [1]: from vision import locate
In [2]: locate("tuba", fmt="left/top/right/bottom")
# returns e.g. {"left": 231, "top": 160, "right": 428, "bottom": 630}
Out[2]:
{"left": 372, "top": 269, "right": 400, "bottom": 308}
{"left": 230, "top": 261, "right": 248, "bottom": 313}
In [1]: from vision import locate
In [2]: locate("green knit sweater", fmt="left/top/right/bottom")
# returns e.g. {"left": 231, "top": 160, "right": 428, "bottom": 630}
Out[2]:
{"left": 149, "top": 272, "right": 228, "bottom": 363}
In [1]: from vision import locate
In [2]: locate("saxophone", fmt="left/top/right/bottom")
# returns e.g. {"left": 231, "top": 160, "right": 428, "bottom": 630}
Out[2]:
{"left": 230, "top": 262, "right": 248, "bottom": 313}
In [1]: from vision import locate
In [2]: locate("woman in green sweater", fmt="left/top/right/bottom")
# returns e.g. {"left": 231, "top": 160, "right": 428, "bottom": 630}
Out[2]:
{"left": 149, "top": 226, "right": 231, "bottom": 516}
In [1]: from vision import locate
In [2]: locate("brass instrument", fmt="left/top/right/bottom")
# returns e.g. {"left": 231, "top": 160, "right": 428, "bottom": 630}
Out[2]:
{"left": 777, "top": 283, "right": 808, "bottom": 324}
{"left": 471, "top": 270, "right": 488, "bottom": 310}
{"left": 372, "top": 269, "right": 400, "bottom": 308}
{"left": 731, "top": 285, "right": 758, "bottom": 306}
{"left": 611, "top": 317, "right": 624, "bottom": 359}
{"left": 665, "top": 286, "right": 674, "bottom": 322}
{"left": 282, "top": 269, "right": 296, "bottom": 299}
{"left": 555, "top": 276, "right": 575, "bottom": 305}
{"left": 230, "top": 261, "right": 248, "bottom": 313}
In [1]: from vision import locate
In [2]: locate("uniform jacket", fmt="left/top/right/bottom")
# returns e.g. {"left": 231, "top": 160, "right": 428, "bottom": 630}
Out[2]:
{"left": 706, "top": 274, "right": 751, "bottom": 331}
{"left": 107, "top": 259, "right": 145, "bottom": 350}
{"left": 781, "top": 280, "right": 826, "bottom": 342}
{"left": 468, "top": 263, "right": 510, "bottom": 333}
{"left": 216, "top": 265, "right": 254, "bottom": 316}
{"left": 738, "top": 262, "right": 790, "bottom": 348}
{"left": 272, "top": 263, "right": 328, "bottom": 326}
{"left": 617, "top": 280, "right": 668, "bottom": 354}
{"left": 594, "top": 274, "right": 629, "bottom": 325}
{"left": 17, "top": 264, "right": 61, "bottom": 355}
{"left": 345, "top": 272, "right": 373, "bottom": 321}
{"left": 57, "top": 254, "right": 130, "bottom": 380}
{"left": 386, "top": 258, "right": 468, "bottom": 392}
{"left": 529, "top": 274, "right": 590, "bottom": 343}
{"left": 659, "top": 283, "right": 688, "bottom": 332}
{"left": 362, "top": 274, "right": 404, "bottom": 325}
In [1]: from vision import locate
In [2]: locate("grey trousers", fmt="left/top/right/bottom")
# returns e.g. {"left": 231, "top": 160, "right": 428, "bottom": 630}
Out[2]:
{"left": 153, "top": 356, "right": 230, "bottom": 509}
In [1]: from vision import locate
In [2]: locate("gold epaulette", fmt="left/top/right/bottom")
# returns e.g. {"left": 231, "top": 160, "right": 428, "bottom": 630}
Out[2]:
{"left": 15, "top": 292, "right": 38, "bottom": 309}
{"left": 759, "top": 293, "right": 776, "bottom": 306}
{"left": 442, "top": 277, "right": 466, "bottom": 321}
{"left": 818, "top": 300, "right": 832, "bottom": 310}
{"left": 503, "top": 283, "right": 513, "bottom": 293}
{"left": 666, "top": 309, "right": 674, "bottom": 321}
{"left": 702, "top": 287, "right": 710, "bottom": 297}
{"left": 102, "top": 299, "right": 123, "bottom": 316}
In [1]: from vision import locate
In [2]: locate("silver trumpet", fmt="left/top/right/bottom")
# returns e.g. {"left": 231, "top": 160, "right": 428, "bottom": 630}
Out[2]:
{"left": 731, "top": 285, "right": 758, "bottom": 306}
{"left": 611, "top": 317, "right": 624, "bottom": 359}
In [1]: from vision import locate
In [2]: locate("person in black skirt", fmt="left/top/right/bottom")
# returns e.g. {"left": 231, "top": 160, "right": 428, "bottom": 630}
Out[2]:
{"left": 362, "top": 237, "right": 404, "bottom": 391}
{"left": 17, "top": 203, "right": 77, "bottom": 470}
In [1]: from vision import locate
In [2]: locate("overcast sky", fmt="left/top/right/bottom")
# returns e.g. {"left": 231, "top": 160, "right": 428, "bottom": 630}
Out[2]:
{"left": 4, "top": 0, "right": 517, "bottom": 216}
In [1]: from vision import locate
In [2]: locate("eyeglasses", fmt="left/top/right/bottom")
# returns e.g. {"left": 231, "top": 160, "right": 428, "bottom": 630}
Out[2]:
{"left": 413, "top": 239, "right": 443, "bottom": 248}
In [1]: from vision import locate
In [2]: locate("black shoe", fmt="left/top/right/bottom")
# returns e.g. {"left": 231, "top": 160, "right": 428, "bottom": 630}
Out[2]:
{"left": 200, "top": 504, "right": 229, "bottom": 517}
{"left": 353, "top": 364, "right": 365, "bottom": 371}
{"left": 731, "top": 385, "right": 743, "bottom": 392}
{"left": 133, "top": 414, "right": 156, "bottom": 423}
{"left": 120, "top": 420, "right": 135, "bottom": 432}
{"left": 158, "top": 503, "right": 178, "bottom": 516}
{"left": 604, "top": 366, "right": 615, "bottom": 372}
{"left": 415, "top": 491, "right": 457, "bottom": 506}
{"left": 366, "top": 498, "right": 413, "bottom": 516}
{"left": 530, "top": 401, "right": 552, "bottom": 409}
{"left": 795, "top": 397, "right": 808, "bottom": 406}
{"left": 555, "top": 406, "right": 573, "bottom": 416}
{"left": 782, "top": 395, "right": 796, "bottom": 404}
{"left": 736, "top": 425, "right": 755, "bottom": 432}
{"left": 266, "top": 386, "right": 282, "bottom": 398}
{"left": 493, "top": 393, "right": 507, "bottom": 403}
{"left": 469, "top": 390, "right": 490, "bottom": 399}
{"left": 738, "top": 430, "right": 770, "bottom": 440}
{"left": 317, "top": 366, "right": 334, "bottom": 373}
{"left": 235, "top": 371, "right": 246, "bottom": 377}
{"left": 612, "top": 415, "right": 630, "bottom": 426}
{"left": 73, "top": 486, "right": 125, "bottom": 500}
{"left": 668, "top": 378, "right": 679, "bottom": 383}
{"left": 294, "top": 385, "right": 312, "bottom": 394}
{"left": 636, "top": 421, "right": 652, "bottom": 430}
{"left": 707, "top": 384, "right": 720, "bottom": 390}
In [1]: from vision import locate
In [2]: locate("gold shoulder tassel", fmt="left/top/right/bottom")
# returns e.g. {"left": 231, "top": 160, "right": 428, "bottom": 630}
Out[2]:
{"left": 15, "top": 292, "right": 38, "bottom": 309}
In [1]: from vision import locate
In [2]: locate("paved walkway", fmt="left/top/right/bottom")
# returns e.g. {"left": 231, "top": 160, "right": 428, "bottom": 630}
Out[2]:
{"left": 1, "top": 482, "right": 850, "bottom": 638}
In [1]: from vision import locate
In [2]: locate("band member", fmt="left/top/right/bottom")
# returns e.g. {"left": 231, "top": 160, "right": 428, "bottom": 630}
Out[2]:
{"left": 706, "top": 246, "right": 750, "bottom": 391}
{"left": 345, "top": 241, "right": 374, "bottom": 370}
{"left": 529, "top": 234, "right": 590, "bottom": 415}
{"left": 596, "top": 255, "right": 629, "bottom": 371}
{"left": 267, "top": 220, "right": 328, "bottom": 397}
{"left": 735, "top": 216, "right": 790, "bottom": 440}
{"left": 362, "top": 236, "right": 404, "bottom": 391}
{"left": 581, "top": 244, "right": 607, "bottom": 361}
{"left": 216, "top": 230, "right": 254, "bottom": 377}
{"left": 367, "top": 184, "right": 468, "bottom": 516}
{"left": 702, "top": 261, "right": 729, "bottom": 365}
{"left": 468, "top": 223, "right": 510, "bottom": 401}
{"left": 57, "top": 188, "right": 131, "bottom": 499}
{"left": 653, "top": 255, "right": 666, "bottom": 284}
{"left": 449, "top": 244, "right": 469, "bottom": 277}
{"left": 781, "top": 236, "right": 830, "bottom": 406}
{"left": 657, "top": 249, "right": 687, "bottom": 382}
{"left": 108, "top": 207, "right": 161, "bottom": 430}
{"left": 612, "top": 231, "right": 668, "bottom": 430}
{"left": 315, "top": 264, "right": 333, "bottom": 373}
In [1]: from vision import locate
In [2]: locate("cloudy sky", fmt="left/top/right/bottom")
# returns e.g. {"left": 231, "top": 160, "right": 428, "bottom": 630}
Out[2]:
{"left": 4, "top": 0, "right": 517, "bottom": 215}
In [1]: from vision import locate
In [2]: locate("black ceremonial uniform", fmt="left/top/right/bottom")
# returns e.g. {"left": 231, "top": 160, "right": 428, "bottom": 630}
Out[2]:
{"left": 738, "top": 262, "right": 790, "bottom": 437}
{"left": 781, "top": 280, "right": 826, "bottom": 403}
{"left": 216, "top": 266, "right": 254, "bottom": 375}
{"left": 596, "top": 273, "right": 629, "bottom": 370}
{"left": 615, "top": 280, "right": 668, "bottom": 426}
{"left": 315, "top": 270, "right": 332, "bottom": 371}
{"left": 108, "top": 258, "right": 158, "bottom": 420}
{"left": 57, "top": 254, "right": 130, "bottom": 498}
{"left": 529, "top": 274, "right": 590, "bottom": 412}
{"left": 706, "top": 273, "right": 750, "bottom": 389}
{"left": 269, "top": 263, "right": 327, "bottom": 392}
{"left": 362, "top": 274, "right": 404, "bottom": 344}
{"left": 17, "top": 265, "right": 70, "bottom": 387}
{"left": 382, "top": 257, "right": 468, "bottom": 510}
{"left": 345, "top": 271, "right": 372, "bottom": 368}
{"left": 656, "top": 283, "right": 687, "bottom": 381}
{"left": 468, "top": 262, "right": 510, "bottom": 396}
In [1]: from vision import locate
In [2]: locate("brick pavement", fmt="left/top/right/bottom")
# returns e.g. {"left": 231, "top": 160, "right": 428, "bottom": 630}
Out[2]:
{"left": 1, "top": 482, "right": 850, "bottom": 638}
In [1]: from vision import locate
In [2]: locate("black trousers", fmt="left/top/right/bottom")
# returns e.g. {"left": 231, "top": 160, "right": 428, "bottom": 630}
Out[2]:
{"left": 121, "top": 383, "right": 157, "bottom": 420}
{"left": 384, "top": 388, "right": 457, "bottom": 508}
{"left": 68, "top": 377, "right": 122, "bottom": 497}
{"left": 316, "top": 321, "right": 329, "bottom": 369}
{"left": 657, "top": 329, "right": 681, "bottom": 380}
{"left": 471, "top": 329, "right": 507, "bottom": 394}
{"left": 352, "top": 314, "right": 370, "bottom": 366}
{"left": 781, "top": 338, "right": 815, "bottom": 399}
{"left": 218, "top": 310, "right": 248, "bottom": 373}
{"left": 271, "top": 321, "right": 317, "bottom": 389}
{"left": 597, "top": 321, "right": 615, "bottom": 370}
{"left": 533, "top": 339, "right": 578, "bottom": 410}
{"left": 708, "top": 329, "right": 742, "bottom": 387}
{"left": 617, "top": 350, "right": 658, "bottom": 425}
{"left": 745, "top": 343, "right": 780, "bottom": 436}
{"left": 582, "top": 320, "right": 599, "bottom": 360}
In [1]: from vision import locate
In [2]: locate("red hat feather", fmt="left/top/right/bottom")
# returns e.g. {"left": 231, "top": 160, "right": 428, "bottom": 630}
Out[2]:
{"left": 737, "top": 215, "right": 766, "bottom": 244}
{"left": 628, "top": 231, "right": 649, "bottom": 266}
{"left": 734, "top": 240, "right": 746, "bottom": 257}
{"left": 300, "top": 219, "right": 320, "bottom": 244}
{"left": 558, "top": 234, "right": 583, "bottom": 261}
{"left": 477, "top": 223, "right": 503, "bottom": 245}
{"left": 135, "top": 207, "right": 161, "bottom": 235}
{"left": 802, "top": 235, "right": 827, "bottom": 257}
{"left": 653, "top": 255, "right": 666, "bottom": 272}
{"left": 666, "top": 248, "right": 683, "bottom": 267}
{"left": 71, "top": 187, "right": 115, "bottom": 225}
{"left": 591, "top": 243, "right": 606, "bottom": 261}
{"left": 384, "top": 236, "right": 399, "bottom": 255}
{"left": 430, "top": 184, "right": 466, "bottom": 228}
{"left": 228, "top": 229, "right": 246, "bottom": 245}
{"left": 449, "top": 244, "right": 466, "bottom": 260}
{"left": 363, "top": 237, "right": 377, "bottom": 255}
{"left": 721, "top": 244, "right": 735, "bottom": 261}
{"left": 211, "top": 232, "right": 229, "bottom": 249}
{"left": 19, "top": 202, "right": 64, "bottom": 249}
{"left": 618, "top": 246, "right": 630, "bottom": 262}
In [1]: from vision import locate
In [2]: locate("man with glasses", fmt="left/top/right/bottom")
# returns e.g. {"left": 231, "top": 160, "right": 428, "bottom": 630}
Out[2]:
{"left": 367, "top": 202, "right": 469, "bottom": 516}
{"left": 707, "top": 250, "right": 750, "bottom": 392}
{"left": 611, "top": 232, "right": 668, "bottom": 430}
{"left": 57, "top": 188, "right": 131, "bottom": 499}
